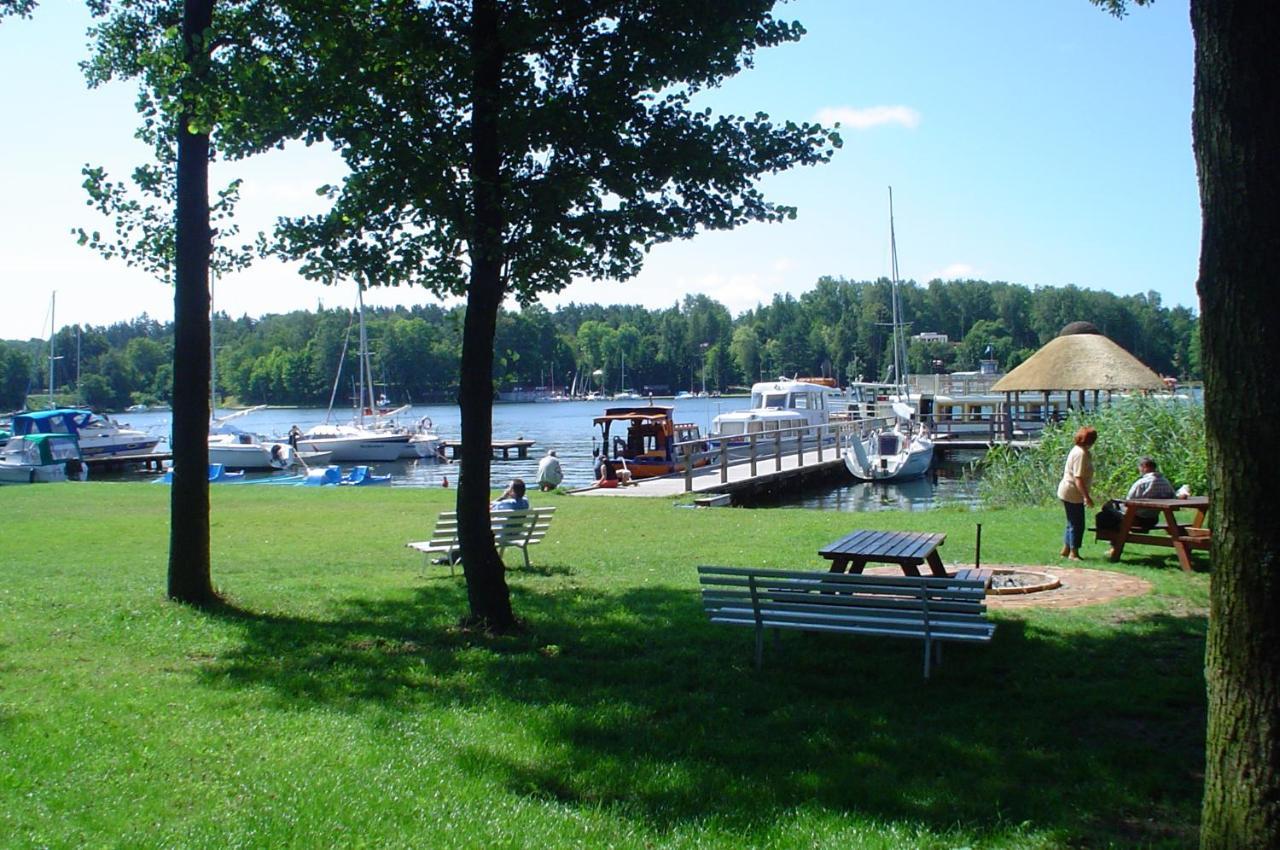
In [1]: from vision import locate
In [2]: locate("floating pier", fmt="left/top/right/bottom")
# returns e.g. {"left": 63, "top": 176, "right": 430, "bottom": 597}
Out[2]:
{"left": 439, "top": 438, "right": 535, "bottom": 461}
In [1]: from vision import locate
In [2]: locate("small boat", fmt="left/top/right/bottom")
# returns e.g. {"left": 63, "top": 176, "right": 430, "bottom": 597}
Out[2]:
{"left": 843, "top": 188, "right": 934, "bottom": 482}
{"left": 153, "top": 463, "right": 247, "bottom": 484}
{"left": 208, "top": 408, "right": 299, "bottom": 471}
{"left": 11, "top": 408, "right": 160, "bottom": 458}
{"left": 844, "top": 411, "right": 935, "bottom": 482}
{"left": 300, "top": 465, "right": 392, "bottom": 486}
{"left": 0, "top": 433, "right": 88, "bottom": 484}
{"left": 593, "top": 403, "right": 708, "bottom": 480}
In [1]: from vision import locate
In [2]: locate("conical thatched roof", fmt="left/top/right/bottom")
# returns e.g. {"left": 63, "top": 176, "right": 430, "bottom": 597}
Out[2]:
{"left": 991, "top": 322, "right": 1165, "bottom": 392}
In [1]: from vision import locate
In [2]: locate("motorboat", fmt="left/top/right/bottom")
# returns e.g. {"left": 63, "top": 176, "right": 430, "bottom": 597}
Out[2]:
{"left": 593, "top": 403, "right": 708, "bottom": 480}
{"left": 9, "top": 408, "right": 160, "bottom": 458}
{"left": 208, "top": 407, "right": 300, "bottom": 471}
{"left": 0, "top": 433, "right": 88, "bottom": 484}
{"left": 708, "top": 378, "right": 833, "bottom": 450}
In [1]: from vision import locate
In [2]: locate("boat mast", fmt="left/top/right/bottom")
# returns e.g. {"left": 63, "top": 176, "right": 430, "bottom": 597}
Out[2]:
{"left": 48, "top": 290, "right": 56, "bottom": 406}
{"left": 888, "top": 187, "right": 905, "bottom": 397}
{"left": 356, "top": 283, "right": 370, "bottom": 424}
{"left": 210, "top": 269, "right": 217, "bottom": 419}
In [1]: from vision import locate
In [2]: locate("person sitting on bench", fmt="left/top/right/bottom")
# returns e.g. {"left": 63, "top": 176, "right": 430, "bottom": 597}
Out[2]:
{"left": 492, "top": 478, "right": 530, "bottom": 510}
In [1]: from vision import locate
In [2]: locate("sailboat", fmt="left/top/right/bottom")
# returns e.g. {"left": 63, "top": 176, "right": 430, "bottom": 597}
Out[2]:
{"left": 844, "top": 188, "right": 934, "bottom": 482}
{"left": 296, "top": 286, "right": 411, "bottom": 462}
{"left": 612, "top": 352, "right": 640, "bottom": 399}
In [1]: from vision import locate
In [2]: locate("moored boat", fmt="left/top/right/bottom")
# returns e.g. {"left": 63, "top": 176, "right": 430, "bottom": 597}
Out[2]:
{"left": 708, "top": 378, "right": 834, "bottom": 450}
{"left": 0, "top": 433, "right": 88, "bottom": 484}
{"left": 593, "top": 403, "right": 708, "bottom": 480}
{"left": 10, "top": 409, "right": 160, "bottom": 458}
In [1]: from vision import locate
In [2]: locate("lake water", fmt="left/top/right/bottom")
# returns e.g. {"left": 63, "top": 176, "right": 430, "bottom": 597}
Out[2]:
{"left": 114, "top": 399, "right": 982, "bottom": 511}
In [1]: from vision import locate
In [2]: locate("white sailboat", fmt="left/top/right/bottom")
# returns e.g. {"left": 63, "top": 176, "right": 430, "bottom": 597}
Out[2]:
{"left": 844, "top": 188, "right": 934, "bottom": 482}
{"left": 296, "top": 286, "right": 411, "bottom": 462}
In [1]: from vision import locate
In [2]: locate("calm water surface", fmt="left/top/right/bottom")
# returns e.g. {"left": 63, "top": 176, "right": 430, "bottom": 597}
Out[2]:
{"left": 115, "top": 399, "right": 982, "bottom": 511}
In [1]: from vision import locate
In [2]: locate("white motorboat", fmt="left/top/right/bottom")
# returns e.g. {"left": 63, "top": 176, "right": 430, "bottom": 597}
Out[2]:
{"left": 843, "top": 188, "right": 934, "bottom": 482}
{"left": 709, "top": 378, "right": 833, "bottom": 450}
{"left": 9, "top": 408, "right": 159, "bottom": 458}
{"left": 0, "top": 432, "right": 88, "bottom": 484}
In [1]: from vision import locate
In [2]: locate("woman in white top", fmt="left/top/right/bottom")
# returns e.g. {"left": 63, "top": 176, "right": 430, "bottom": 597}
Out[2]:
{"left": 1056, "top": 425, "right": 1098, "bottom": 560}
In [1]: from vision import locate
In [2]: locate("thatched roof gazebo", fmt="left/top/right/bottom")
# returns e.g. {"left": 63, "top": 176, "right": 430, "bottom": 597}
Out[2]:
{"left": 991, "top": 322, "right": 1165, "bottom": 437}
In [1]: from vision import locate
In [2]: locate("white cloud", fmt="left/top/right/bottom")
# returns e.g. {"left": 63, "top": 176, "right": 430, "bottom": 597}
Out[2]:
{"left": 815, "top": 105, "right": 921, "bottom": 130}
{"left": 929, "top": 263, "right": 976, "bottom": 280}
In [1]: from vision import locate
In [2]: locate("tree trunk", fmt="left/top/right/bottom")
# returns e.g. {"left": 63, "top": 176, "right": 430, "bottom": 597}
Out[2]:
{"left": 167, "top": 0, "right": 215, "bottom": 605}
{"left": 1194, "top": 1, "right": 1280, "bottom": 845}
{"left": 456, "top": 0, "right": 515, "bottom": 631}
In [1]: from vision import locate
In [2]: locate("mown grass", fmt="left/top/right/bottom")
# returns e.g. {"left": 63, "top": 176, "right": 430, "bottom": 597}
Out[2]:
{"left": 1, "top": 484, "right": 1209, "bottom": 848}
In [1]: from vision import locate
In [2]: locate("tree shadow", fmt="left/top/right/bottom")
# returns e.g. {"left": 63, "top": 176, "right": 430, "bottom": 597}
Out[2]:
{"left": 195, "top": 574, "right": 1205, "bottom": 845}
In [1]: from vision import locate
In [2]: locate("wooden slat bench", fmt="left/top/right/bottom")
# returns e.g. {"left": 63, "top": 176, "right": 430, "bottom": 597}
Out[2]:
{"left": 407, "top": 507, "right": 556, "bottom": 574}
{"left": 698, "top": 566, "right": 995, "bottom": 678}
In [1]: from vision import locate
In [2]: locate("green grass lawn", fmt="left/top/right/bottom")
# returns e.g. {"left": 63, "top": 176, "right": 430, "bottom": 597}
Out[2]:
{"left": 0, "top": 484, "right": 1209, "bottom": 848}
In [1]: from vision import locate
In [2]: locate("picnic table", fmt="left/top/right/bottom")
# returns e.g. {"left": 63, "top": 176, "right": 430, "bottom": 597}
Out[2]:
{"left": 1096, "top": 496, "right": 1210, "bottom": 572}
{"left": 819, "top": 529, "right": 949, "bottom": 577}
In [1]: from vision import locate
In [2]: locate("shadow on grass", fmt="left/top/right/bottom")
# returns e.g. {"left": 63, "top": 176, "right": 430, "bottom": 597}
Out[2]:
{"left": 196, "top": 563, "right": 1206, "bottom": 845}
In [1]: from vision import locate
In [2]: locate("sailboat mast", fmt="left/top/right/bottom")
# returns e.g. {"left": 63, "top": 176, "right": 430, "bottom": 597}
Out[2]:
{"left": 888, "top": 187, "right": 904, "bottom": 395}
{"left": 210, "top": 269, "right": 217, "bottom": 419}
{"left": 48, "top": 290, "right": 56, "bottom": 405}
{"left": 356, "top": 285, "right": 370, "bottom": 423}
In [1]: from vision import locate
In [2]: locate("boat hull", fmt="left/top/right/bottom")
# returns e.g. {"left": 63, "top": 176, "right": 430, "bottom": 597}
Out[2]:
{"left": 844, "top": 435, "right": 934, "bottom": 482}
{"left": 296, "top": 433, "right": 408, "bottom": 462}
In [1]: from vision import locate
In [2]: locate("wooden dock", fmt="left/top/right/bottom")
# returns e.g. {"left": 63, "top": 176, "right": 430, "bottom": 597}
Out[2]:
{"left": 573, "top": 448, "right": 848, "bottom": 500}
{"left": 439, "top": 438, "right": 536, "bottom": 461}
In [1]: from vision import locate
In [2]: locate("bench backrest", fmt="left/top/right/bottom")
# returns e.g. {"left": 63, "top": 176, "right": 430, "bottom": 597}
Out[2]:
{"left": 698, "top": 566, "right": 989, "bottom": 637}
{"left": 428, "top": 507, "right": 556, "bottom": 548}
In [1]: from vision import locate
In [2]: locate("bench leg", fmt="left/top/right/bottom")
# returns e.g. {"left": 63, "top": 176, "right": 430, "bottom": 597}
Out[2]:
{"left": 754, "top": 625, "right": 764, "bottom": 671}
{"left": 522, "top": 545, "right": 531, "bottom": 570}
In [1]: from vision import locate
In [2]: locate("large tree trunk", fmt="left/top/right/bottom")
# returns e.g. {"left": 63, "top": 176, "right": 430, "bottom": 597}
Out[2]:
{"left": 167, "top": 0, "right": 215, "bottom": 605}
{"left": 1194, "top": 0, "right": 1280, "bottom": 845}
{"left": 456, "top": 0, "right": 515, "bottom": 631}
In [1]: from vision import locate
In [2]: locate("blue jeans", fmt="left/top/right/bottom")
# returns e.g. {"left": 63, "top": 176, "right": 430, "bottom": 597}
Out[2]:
{"left": 1062, "top": 500, "right": 1086, "bottom": 551}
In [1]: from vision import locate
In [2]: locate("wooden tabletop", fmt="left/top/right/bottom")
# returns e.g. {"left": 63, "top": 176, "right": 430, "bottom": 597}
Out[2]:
{"left": 819, "top": 529, "right": 946, "bottom": 561}
{"left": 1122, "top": 496, "right": 1209, "bottom": 511}
{"left": 819, "top": 529, "right": 948, "bottom": 577}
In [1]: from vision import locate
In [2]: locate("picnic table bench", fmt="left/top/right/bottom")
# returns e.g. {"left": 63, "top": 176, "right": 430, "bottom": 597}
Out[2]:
{"left": 1094, "top": 496, "right": 1210, "bottom": 572}
{"left": 697, "top": 566, "right": 995, "bottom": 678}
{"left": 819, "top": 529, "right": 949, "bottom": 577}
{"left": 406, "top": 507, "right": 556, "bottom": 574}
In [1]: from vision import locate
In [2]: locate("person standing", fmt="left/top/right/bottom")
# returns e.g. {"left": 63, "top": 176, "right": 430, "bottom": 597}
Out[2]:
{"left": 1057, "top": 426, "right": 1098, "bottom": 560}
{"left": 535, "top": 449, "right": 563, "bottom": 491}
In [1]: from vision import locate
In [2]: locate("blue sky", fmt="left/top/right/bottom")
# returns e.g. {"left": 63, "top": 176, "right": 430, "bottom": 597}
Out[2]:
{"left": 0, "top": 1, "right": 1199, "bottom": 341}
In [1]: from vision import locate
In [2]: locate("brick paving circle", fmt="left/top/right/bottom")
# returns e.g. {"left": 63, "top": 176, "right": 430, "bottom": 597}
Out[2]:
{"left": 858, "top": 564, "right": 1152, "bottom": 609}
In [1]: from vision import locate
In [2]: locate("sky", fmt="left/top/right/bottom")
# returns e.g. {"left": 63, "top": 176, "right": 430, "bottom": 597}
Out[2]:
{"left": 0, "top": 1, "right": 1200, "bottom": 342}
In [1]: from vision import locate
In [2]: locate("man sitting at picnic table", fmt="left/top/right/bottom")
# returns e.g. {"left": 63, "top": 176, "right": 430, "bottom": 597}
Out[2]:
{"left": 1099, "top": 456, "right": 1177, "bottom": 543}
{"left": 1125, "top": 456, "right": 1178, "bottom": 528}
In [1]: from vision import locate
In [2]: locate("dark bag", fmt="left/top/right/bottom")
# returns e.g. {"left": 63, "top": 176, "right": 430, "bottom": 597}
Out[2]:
{"left": 1096, "top": 500, "right": 1125, "bottom": 532}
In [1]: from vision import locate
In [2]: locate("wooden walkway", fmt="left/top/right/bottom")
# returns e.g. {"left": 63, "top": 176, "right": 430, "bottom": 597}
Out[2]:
{"left": 572, "top": 448, "right": 847, "bottom": 499}
{"left": 439, "top": 438, "right": 536, "bottom": 460}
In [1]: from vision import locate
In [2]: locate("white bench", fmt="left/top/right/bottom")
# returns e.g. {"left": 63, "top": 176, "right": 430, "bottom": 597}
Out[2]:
{"left": 407, "top": 507, "right": 556, "bottom": 574}
{"left": 697, "top": 566, "right": 995, "bottom": 678}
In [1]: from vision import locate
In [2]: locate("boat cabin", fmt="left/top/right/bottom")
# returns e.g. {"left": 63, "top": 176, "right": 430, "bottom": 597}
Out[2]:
{"left": 593, "top": 405, "right": 706, "bottom": 480}
{"left": 0, "top": 433, "right": 86, "bottom": 484}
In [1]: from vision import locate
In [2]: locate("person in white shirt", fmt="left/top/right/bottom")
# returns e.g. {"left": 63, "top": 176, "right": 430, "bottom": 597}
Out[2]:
{"left": 1056, "top": 426, "right": 1098, "bottom": 560}
{"left": 535, "top": 449, "right": 563, "bottom": 492}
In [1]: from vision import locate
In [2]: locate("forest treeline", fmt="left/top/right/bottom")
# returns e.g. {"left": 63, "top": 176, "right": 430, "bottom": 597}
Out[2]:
{"left": 1, "top": 277, "right": 1199, "bottom": 411}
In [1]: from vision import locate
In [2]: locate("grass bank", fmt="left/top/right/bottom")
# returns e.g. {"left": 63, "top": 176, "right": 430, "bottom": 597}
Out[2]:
{"left": 1, "top": 485, "right": 1208, "bottom": 848}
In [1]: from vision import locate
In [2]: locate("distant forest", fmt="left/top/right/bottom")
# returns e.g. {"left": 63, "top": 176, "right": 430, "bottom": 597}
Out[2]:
{"left": 0, "top": 277, "right": 1199, "bottom": 412}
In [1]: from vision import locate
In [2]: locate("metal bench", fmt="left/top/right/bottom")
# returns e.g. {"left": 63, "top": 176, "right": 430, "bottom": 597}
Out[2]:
{"left": 407, "top": 507, "right": 556, "bottom": 574}
{"left": 698, "top": 566, "right": 995, "bottom": 678}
